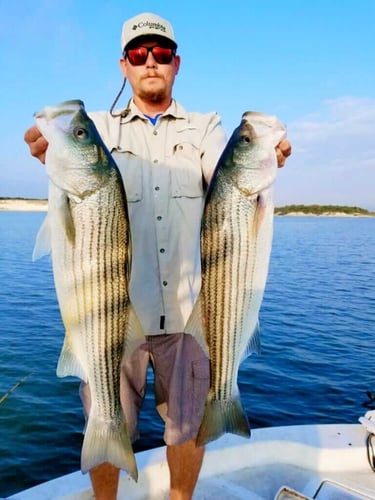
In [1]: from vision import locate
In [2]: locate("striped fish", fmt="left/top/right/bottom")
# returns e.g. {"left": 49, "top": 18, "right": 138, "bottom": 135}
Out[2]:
{"left": 33, "top": 100, "right": 144, "bottom": 480}
{"left": 186, "top": 111, "right": 286, "bottom": 446}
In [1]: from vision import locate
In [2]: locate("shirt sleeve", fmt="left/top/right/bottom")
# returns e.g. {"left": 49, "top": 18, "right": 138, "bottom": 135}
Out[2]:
{"left": 200, "top": 113, "right": 227, "bottom": 185}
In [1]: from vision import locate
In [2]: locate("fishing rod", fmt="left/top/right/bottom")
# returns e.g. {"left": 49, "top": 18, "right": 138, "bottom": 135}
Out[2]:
{"left": 0, "top": 372, "right": 34, "bottom": 405}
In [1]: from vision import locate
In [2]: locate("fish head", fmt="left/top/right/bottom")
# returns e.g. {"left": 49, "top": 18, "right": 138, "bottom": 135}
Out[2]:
{"left": 224, "top": 112, "right": 287, "bottom": 196}
{"left": 35, "top": 100, "right": 113, "bottom": 198}
{"left": 242, "top": 111, "right": 286, "bottom": 145}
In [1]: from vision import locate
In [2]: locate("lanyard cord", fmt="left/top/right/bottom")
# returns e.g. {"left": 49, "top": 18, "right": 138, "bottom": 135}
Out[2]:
{"left": 109, "top": 78, "right": 128, "bottom": 117}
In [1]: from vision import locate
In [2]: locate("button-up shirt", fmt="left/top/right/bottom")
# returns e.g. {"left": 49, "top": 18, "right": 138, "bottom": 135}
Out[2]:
{"left": 90, "top": 99, "right": 227, "bottom": 334}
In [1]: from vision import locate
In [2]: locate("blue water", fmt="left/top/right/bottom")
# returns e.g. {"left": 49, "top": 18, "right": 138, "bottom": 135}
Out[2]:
{"left": 0, "top": 212, "right": 374, "bottom": 497}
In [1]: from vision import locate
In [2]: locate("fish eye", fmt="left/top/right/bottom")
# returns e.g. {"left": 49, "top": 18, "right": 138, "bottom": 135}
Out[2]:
{"left": 74, "top": 127, "right": 88, "bottom": 140}
{"left": 239, "top": 134, "right": 251, "bottom": 144}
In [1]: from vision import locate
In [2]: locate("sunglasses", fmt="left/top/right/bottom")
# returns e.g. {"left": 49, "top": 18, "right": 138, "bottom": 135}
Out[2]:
{"left": 124, "top": 46, "right": 176, "bottom": 66}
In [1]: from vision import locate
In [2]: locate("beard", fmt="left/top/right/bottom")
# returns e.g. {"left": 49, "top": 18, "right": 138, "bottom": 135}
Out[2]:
{"left": 138, "top": 75, "right": 167, "bottom": 102}
{"left": 138, "top": 88, "right": 165, "bottom": 102}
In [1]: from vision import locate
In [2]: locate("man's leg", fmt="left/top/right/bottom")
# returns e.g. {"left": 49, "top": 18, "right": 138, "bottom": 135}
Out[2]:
{"left": 167, "top": 439, "right": 205, "bottom": 500}
{"left": 151, "top": 333, "right": 209, "bottom": 499}
{"left": 89, "top": 462, "right": 120, "bottom": 500}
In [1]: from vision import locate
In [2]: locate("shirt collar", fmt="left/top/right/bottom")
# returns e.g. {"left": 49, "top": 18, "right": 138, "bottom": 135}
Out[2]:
{"left": 120, "top": 98, "right": 188, "bottom": 123}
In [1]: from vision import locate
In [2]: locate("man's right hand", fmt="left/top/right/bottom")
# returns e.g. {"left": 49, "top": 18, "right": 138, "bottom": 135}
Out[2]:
{"left": 24, "top": 126, "right": 48, "bottom": 164}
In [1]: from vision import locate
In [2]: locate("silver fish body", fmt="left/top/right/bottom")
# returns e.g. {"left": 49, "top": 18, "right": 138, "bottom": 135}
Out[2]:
{"left": 33, "top": 100, "right": 144, "bottom": 479}
{"left": 186, "top": 111, "right": 286, "bottom": 446}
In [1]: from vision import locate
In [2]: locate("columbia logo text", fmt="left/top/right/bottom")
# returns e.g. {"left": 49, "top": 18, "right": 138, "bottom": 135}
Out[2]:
{"left": 132, "top": 21, "right": 167, "bottom": 33}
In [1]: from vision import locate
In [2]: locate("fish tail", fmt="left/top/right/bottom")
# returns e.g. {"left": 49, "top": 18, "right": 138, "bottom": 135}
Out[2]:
{"left": 81, "top": 413, "right": 138, "bottom": 481}
{"left": 196, "top": 396, "right": 251, "bottom": 447}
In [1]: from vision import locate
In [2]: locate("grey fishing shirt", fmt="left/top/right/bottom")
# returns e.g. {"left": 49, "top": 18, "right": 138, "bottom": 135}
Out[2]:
{"left": 90, "top": 99, "right": 227, "bottom": 335}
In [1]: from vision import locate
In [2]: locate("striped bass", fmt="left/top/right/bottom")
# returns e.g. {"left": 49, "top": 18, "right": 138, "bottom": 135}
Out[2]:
{"left": 186, "top": 111, "right": 286, "bottom": 446}
{"left": 33, "top": 100, "right": 144, "bottom": 480}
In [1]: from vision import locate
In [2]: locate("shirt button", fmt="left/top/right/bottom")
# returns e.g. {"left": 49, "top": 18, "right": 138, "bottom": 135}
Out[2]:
{"left": 155, "top": 186, "right": 160, "bottom": 191}
{"left": 162, "top": 281, "right": 168, "bottom": 286}
{"left": 153, "top": 159, "right": 158, "bottom": 163}
{"left": 153, "top": 130, "right": 158, "bottom": 135}
{"left": 160, "top": 248, "right": 165, "bottom": 253}
{"left": 157, "top": 216, "right": 162, "bottom": 221}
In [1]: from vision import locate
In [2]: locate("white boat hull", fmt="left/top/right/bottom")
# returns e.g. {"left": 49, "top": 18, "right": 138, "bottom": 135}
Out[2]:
{"left": 7, "top": 424, "right": 375, "bottom": 499}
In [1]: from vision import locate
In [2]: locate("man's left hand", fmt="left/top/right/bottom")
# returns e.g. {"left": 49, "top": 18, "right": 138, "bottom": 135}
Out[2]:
{"left": 276, "top": 139, "right": 292, "bottom": 168}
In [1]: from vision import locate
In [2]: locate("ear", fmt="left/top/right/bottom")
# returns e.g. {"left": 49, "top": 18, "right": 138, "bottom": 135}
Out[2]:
{"left": 120, "top": 58, "right": 127, "bottom": 78}
{"left": 174, "top": 55, "right": 181, "bottom": 75}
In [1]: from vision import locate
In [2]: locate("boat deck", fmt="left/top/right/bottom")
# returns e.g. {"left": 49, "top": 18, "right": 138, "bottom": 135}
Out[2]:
{"left": 7, "top": 424, "right": 375, "bottom": 500}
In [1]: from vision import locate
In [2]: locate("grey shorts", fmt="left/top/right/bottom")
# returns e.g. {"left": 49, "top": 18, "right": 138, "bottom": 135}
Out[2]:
{"left": 79, "top": 332, "right": 210, "bottom": 446}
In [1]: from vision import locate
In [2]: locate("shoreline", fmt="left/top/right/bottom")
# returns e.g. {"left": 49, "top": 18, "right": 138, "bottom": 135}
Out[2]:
{"left": 0, "top": 199, "right": 48, "bottom": 212}
{"left": 275, "top": 211, "right": 374, "bottom": 218}
{"left": 0, "top": 199, "right": 373, "bottom": 217}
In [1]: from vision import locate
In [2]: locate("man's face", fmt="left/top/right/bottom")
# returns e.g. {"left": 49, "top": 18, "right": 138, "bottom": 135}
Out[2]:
{"left": 120, "top": 38, "right": 180, "bottom": 103}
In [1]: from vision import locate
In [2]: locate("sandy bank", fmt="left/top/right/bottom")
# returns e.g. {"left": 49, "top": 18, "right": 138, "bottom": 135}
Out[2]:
{"left": 0, "top": 199, "right": 47, "bottom": 212}
{"left": 0, "top": 199, "right": 373, "bottom": 217}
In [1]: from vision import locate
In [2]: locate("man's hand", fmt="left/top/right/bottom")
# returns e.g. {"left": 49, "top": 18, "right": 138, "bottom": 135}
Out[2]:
{"left": 276, "top": 139, "right": 292, "bottom": 168}
{"left": 24, "top": 126, "right": 48, "bottom": 164}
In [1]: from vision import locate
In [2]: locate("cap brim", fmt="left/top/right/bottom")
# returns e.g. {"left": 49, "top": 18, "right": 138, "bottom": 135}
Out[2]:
{"left": 124, "top": 34, "right": 177, "bottom": 51}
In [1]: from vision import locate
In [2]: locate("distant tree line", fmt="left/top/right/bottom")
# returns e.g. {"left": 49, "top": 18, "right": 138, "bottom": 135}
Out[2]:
{"left": 0, "top": 197, "right": 47, "bottom": 201}
{"left": 274, "top": 204, "right": 374, "bottom": 216}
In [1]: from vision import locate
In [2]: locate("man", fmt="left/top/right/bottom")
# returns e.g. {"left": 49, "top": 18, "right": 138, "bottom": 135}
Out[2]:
{"left": 24, "top": 12, "right": 291, "bottom": 500}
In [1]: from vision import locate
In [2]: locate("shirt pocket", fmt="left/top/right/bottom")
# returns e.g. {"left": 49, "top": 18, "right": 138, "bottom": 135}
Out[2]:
{"left": 168, "top": 142, "right": 203, "bottom": 198}
{"left": 112, "top": 150, "right": 143, "bottom": 202}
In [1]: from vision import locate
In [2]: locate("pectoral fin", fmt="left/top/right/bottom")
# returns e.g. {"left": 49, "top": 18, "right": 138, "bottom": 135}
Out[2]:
{"left": 32, "top": 214, "right": 52, "bottom": 261}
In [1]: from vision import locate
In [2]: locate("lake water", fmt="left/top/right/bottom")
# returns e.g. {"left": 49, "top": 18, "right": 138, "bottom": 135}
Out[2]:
{"left": 0, "top": 212, "right": 374, "bottom": 497}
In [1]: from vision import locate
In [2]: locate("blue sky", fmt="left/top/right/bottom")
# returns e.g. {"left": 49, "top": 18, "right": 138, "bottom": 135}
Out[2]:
{"left": 1, "top": 0, "right": 374, "bottom": 209}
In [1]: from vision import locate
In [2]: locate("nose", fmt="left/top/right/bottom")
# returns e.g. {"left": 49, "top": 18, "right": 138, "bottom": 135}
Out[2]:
{"left": 145, "top": 51, "right": 157, "bottom": 67}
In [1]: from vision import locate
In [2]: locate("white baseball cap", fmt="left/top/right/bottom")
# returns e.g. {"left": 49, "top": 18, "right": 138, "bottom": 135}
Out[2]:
{"left": 121, "top": 12, "right": 177, "bottom": 52}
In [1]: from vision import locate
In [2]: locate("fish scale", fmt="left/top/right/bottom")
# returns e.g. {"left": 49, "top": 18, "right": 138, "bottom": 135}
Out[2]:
{"left": 33, "top": 100, "right": 144, "bottom": 480}
{"left": 185, "top": 111, "right": 286, "bottom": 446}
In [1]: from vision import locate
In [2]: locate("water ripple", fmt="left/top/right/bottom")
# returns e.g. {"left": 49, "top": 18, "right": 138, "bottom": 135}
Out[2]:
{"left": 0, "top": 214, "right": 374, "bottom": 496}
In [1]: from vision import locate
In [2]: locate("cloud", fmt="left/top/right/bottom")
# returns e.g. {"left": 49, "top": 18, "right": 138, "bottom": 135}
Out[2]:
{"left": 276, "top": 97, "right": 375, "bottom": 210}
{"left": 289, "top": 97, "right": 375, "bottom": 161}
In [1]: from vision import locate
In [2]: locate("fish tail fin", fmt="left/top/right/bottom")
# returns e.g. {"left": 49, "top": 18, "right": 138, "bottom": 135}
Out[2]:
{"left": 56, "top": 335, "right": 87, "bottom": 381}
{"left": 81, "top": 413, "right": 138, "bottom": 481}
{"left": 196, "top": 395, "right": 251, "bottom": 447}
{"left": 184, "top": 296, "right": 209, "bottom": 356}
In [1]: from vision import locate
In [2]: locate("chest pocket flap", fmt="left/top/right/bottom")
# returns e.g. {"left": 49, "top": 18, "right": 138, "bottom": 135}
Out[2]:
{"left": 166, "top": 126, "right": 204, "bottom": 198}
{"left": 112, "top": 146, "right": 143, "bottom": 203}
